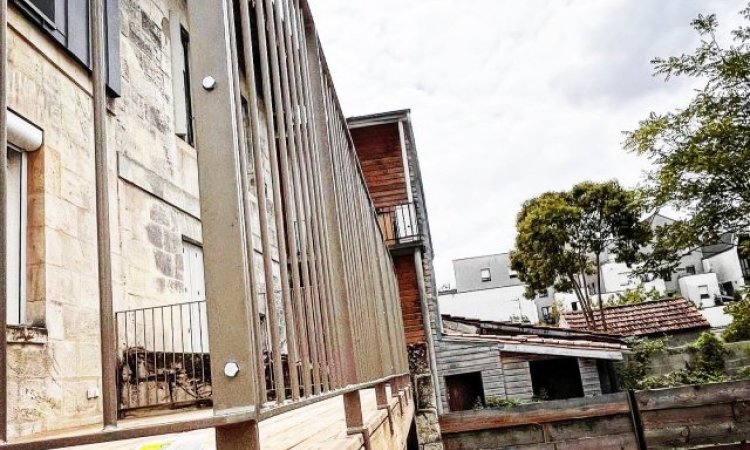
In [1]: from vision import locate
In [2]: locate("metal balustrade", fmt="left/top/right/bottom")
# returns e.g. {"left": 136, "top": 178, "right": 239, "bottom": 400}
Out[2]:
{"left": 0, "top": 0, "right": 412, "bottom": 447}
{"left": 377, "top": 202, "right": 422, "bottom": 247}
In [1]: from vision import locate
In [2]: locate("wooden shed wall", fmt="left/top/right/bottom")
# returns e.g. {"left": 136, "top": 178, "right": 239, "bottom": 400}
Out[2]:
{"left": 394, "top": 253, "right": 426, "bottom": 345}
{"left": 435, "top": 340, "right": 506, "bottom": 412}
{"left": 500, "top": 353, "right": 603, "bottom": 402}
{"left": 350, "top": 123, "right": 409, "bottom": 209}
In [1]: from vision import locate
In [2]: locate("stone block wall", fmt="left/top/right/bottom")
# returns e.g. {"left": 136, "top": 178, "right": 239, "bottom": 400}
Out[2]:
{"left": 5, "top": 0, "right": 283, "bottom": 438}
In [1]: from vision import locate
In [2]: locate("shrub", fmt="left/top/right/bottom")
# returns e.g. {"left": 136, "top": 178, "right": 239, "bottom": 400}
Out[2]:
{"left": 723, "top": 297, "right": 750, "bottom": 343}
{"left": 607, "top": 285, "right": 663, "bottom": 307}
{"left": 616, "top": 338, "right": 667, "bottom": 389}
{"left": 485, "top": 396, "right": 522, "bottom": 409}
{"left": 689, "top": 332, "right": 728, "bottom": 375}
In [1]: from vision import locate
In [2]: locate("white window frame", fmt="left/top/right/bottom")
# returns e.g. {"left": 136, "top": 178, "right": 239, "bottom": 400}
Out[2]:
{"left": 6, "top": 145, "right": 27, "bottom": 325}
{"left": 480, "top": 268, "right": 491, "bottom": 282}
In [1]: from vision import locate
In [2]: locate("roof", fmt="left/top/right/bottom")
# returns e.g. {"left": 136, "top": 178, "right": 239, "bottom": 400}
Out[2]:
{"left": 441, "top": 315, "right": 627, "bottom": 361}
{"left": 442, "top": 314, "right": 624, "bottom": 344}
{"left": 560, "top": 298, "right": 711, "bottom": 337}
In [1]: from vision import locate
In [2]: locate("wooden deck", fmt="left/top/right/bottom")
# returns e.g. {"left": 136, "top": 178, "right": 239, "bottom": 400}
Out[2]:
{"left": 9, "top": 387, "right": 414, "bottom": 450}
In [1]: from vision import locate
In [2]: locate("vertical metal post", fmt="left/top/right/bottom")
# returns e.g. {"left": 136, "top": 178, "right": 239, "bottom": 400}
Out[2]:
{"left": 0, "top": 0, "right": 7, "bottom": 441}
{"left": 231, "top": 0, "right": 270, "bottom": 408}
{"left": 304, "top": 31, "right": 358, "bottom": 386}
{"left": 251, "top": 0, "right": 311, "bottom": 395}
{"left": 187, "top": 1, "right": 260, "bottom": 447}
{"left": 90, "top": 0, "right": 117, "bottom": 430}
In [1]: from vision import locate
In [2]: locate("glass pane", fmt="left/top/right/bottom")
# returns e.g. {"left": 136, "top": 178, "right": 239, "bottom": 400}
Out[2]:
{"left": 7, "top": 149, "right": 23, "bottom": 324}
{"left": 30, "top": 0, "right": 55, "bottom": 20}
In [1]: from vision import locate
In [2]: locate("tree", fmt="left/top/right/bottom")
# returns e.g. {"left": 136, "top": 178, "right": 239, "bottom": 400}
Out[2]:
{"left": 510, "top": 181, "right": 650, "bottom": 330}
{"left": 625, "top": 4, "right": 750, "bottom": 271}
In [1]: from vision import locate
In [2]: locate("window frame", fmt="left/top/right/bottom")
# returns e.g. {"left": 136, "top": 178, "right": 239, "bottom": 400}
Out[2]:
{"left": 480, "top": 268, "right": 491, "bottom": 282}
{"left": 6, "top": 145, "right": 28, "bottom": 326}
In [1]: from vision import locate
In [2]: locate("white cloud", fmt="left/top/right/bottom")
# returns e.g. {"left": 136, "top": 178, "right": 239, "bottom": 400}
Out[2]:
{"left": 311, "top": 0, "right": 747, "bottom": 286}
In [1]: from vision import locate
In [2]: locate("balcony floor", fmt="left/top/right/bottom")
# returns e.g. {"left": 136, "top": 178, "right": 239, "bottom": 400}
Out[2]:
{"left": 9, "top": 387, "right": 414, "bottom": 450}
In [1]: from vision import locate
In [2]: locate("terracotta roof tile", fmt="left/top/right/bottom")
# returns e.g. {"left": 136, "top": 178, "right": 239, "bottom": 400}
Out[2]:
{"left": 560, "top": 298, "right": 710, "bottom": 337}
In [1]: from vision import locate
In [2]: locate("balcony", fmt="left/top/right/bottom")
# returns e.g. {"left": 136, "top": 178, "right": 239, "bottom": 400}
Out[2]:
{"left": 377, "top": 202, "right": 422, "bottom": 248}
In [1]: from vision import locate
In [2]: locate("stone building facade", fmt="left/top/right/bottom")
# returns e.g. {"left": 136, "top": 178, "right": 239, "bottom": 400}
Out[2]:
{"left": 4, "top": 0, "right": 285, "bottom": 438}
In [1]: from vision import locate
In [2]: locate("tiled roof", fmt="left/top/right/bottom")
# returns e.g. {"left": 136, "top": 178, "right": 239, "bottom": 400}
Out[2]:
{"left": 560, "top": 297, "right": 710, "bottom": 337}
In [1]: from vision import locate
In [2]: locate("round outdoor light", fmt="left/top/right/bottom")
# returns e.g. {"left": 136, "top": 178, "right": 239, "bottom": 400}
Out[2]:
{"left": 202, "top": 76, "right": 217, "bottom": 91}
{"left": 223, "top": 361, "right": 240, "bottom": 378}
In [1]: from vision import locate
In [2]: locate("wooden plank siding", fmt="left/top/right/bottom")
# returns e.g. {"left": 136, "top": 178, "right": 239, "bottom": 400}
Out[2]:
{"left": 500, "top": 353, "right": 603, "bottom": 401}
{"left": 350, "top": 123, "right": 409, "bottom": 209}
{"left": 578, "top": 359, "right": 603, "bottom": 397}
{"left": 439, "top": 380, "right": 750, "bottom": 449}
{"left": 435, "top": 340, "right": 506, "bottom": 412}
{"left": 393, "top": 254, "right": 426, "bottom": 345}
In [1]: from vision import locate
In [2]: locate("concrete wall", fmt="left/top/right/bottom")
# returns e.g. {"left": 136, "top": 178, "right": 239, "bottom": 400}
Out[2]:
{"left": 5, "top": 0, "right": 282, "bottom": 438}
{"left": 453, "top": 254, "right": 522, "bottom": 293}
{"left": 678, "top": 273, "right": 721, "bottom": 308}
{"left": 703, "top": 248, "right": 746, "bottom": 294}
{"left": 438, "top": 286, "right": 539, "bottom": 324}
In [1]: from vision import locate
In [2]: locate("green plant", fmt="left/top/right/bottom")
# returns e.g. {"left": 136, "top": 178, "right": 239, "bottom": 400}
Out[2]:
{"left": 607, "top": 285, "right": 663, "bottom": 307}
{"left": 484, "top": 396, "right": 522, "bottom": 409}
{"left": 688, "top": 332, "right": 728, "bottom": 375}
{"left": 625, "top": 4, "right": 750, "bottom": 276}
{"left": 723, "top": 297, "right": 750, "bottom": 343}
{"left": 616, "top": 338, "right": 667, "bottom": 389}
{"left": 735, "top": 366, "right": 750, "bottom": 380}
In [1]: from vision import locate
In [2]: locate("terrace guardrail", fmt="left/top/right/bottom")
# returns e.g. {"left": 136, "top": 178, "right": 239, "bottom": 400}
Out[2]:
{"left": 377, "top": 202, "right": 422, "bottom": 247}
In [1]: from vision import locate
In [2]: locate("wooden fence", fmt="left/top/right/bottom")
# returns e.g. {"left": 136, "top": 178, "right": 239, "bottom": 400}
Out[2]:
{"left": 439, "top": 380, "right": 750, "bottom": 449}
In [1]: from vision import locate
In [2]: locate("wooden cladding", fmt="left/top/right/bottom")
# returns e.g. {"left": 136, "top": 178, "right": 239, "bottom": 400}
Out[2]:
{"left": 394, "top": 254, "right": 426, "bottom": 345}
{"left": 350, "top": 123, "right": 409, "bottom": 209}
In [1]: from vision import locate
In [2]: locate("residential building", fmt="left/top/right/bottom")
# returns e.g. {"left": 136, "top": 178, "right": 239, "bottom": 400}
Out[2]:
{"left": 1, "top": 1, "right": 415, "bottom": 448}
{"left": 349, "top": 110, "right": 444, "bottom": 449}
{"left": 439, "top": 254, "right": 546, "bottom": 324}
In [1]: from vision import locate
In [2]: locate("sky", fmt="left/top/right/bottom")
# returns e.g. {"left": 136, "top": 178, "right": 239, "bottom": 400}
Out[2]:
{"left": 311, "top": 0, "right": 747, "bottom": 288}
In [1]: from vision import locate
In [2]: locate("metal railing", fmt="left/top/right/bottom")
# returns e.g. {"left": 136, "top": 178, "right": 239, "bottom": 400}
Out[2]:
{"left": 376, "top": 202, "right": 421, "bottom": 246}
{"left": 116, "top": 301, "right": 211, "bottom": 415}
{"left": 0, "top": 0, "right": 412, "bottom": 447}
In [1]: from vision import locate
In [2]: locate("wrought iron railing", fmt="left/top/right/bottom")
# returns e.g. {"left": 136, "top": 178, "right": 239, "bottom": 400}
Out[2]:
{"left": 116, "top": 301, "right": 211, "bottom": 415}
{"left": 376, "top": 202, "right": 421, "bottom": 246}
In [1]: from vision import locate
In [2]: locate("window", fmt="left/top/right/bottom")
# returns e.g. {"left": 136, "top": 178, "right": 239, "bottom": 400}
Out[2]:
{"left": 183, "top": 240, "right": 206, "bottom": 302}
{"left": 619, "top": 272, "right": 631, "bottom": 287}
{"left": 12, "top": 0, "right": 121, "bottom": 96}
{"left": 541, "top": 307, "right": 550, "bottom": 318}
{"left": 698, "top": 285, "right": 710, "bottom": 300}
{"left": 170, "top": 13, "right": 195, "bottom": 145}
{"left": 445, "top": 372, "right": 484, "bottom": 412}
{"left": 508, "top": 268, "right": 518, "bottom": 279}
{"left": 664, "top": 272, "right": 673, "bottom": 282}
{"left": 27, "top": 0, "right": 54, "bottom": 21}
{"left": 685, "top": 265, "right": 697, "bottom": 275}
{"left": 6, "top": 148, "right": 27, "bottom": 325}
{"left": 480, "top": 268, "right": 491, "bottom": 282}
{"left": 571, "top": 301, "right": 579, "bottom": 311}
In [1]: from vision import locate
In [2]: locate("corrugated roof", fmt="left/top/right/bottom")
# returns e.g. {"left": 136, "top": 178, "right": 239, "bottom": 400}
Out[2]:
{"left": 560, "top": 297, "right": 710, "bottom": 337}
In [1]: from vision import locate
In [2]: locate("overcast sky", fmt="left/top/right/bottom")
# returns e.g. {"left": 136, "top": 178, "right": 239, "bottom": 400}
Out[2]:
{"left": 312, "top": 0, "right": 747, "bottom": 287}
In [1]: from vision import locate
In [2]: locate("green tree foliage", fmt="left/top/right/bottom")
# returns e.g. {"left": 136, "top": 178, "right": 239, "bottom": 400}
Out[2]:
{"left": 617, "top": 338, "right": 667, "bottom": 390}
{"left": 607, "top": 285, "right": 664, "bottom": 307}
{"left": 723, "top": 297, "right": 750, "bottom": 342}
{"left": 625, "top": 4, "right": 750, "bottom": 272}
{"left": 689, "top": 331, "right": 729, "bottom": 375}
{"left": 510, "top": 181, "right": 650, "bottom": 330}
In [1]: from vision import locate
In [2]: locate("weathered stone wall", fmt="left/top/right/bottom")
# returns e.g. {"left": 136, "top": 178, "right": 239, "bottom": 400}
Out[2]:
{"left": 5, "top": 0, "right": 283, "bottom": 438}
